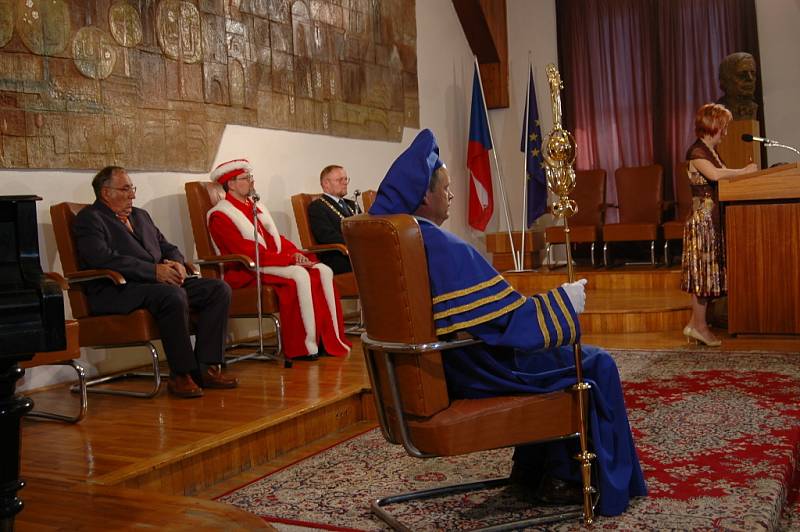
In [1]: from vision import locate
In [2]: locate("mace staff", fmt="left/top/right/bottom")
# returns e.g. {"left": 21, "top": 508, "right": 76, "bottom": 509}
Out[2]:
{"left": 542, "top": 63, "right": 596, "bottom": 521}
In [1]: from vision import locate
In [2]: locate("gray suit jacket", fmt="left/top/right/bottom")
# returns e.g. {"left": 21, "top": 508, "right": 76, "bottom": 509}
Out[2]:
{"left": 73, "top": 200, "right": 184, "bottom": 298}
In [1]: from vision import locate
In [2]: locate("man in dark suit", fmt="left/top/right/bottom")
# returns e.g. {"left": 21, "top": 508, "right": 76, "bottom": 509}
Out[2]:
{"left": 73, "top": 166, "right": 238, "bottom": 398}
{"left": 307, "top": 165, "right": 359, "bottom": 274}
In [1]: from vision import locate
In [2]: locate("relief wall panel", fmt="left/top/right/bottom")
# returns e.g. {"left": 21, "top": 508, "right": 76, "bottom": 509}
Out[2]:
{"left": 0, "top": 0, "right": 418, "bottom": 171}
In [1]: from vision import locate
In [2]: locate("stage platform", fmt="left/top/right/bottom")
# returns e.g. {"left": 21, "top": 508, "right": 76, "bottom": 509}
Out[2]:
{"left": 18, "top": 351, "right": 373, "bottom": 530}
{"left": 15, "top": 268, "right": 800, "bottom": 530}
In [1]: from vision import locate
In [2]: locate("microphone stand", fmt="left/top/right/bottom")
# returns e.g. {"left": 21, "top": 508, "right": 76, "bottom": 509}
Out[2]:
{"left": 251, "top": 193, "right": 265, "bottom": 358}
{"left": 228, "top": 192, "right": 290, "bottom": 367}
{"left": 763, "top": 141, "right": 800, "bottom": 158}
{"left": 353, "top": 189, "right": 362, "bottom": 214}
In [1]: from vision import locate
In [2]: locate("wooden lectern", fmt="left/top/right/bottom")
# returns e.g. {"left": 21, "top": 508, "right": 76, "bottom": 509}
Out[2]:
{"left": 719, "top": 163, "right": 800, "bottom": 334}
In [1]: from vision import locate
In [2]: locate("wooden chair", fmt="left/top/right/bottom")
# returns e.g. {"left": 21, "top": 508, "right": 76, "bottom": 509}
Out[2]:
{"left": 661, "top": 162, "right": 692, "bottom": 266}
{"left": 342, "top": 213, "right": 596, "bottom": 530}
{"left": 289, "top": 193, "right": 359, "bottom": 295}
{"left": 184, "top": 181, "right": 289, "bottom": 367}
{"left": 602, "top": 164, "right": 664, "bottom": 266}
{"left": 291, "top": 193, "right": 364, "bottom": 332}
{"left": 50, "top": 202, "right": 167, "bottom": 398}
{"left": 544, "top": 169, "right": 607, "bottom": 268}
{"left": 21, "top": 317, "right": 87, "bottom": 423}
{"left": 361, "top": 189, "right": 377, "bottom": 212}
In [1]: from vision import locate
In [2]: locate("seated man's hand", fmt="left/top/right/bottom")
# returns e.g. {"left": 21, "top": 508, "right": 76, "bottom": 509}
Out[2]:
{"left": 165, "top": 259, "right": 187, "bottom": 283}
{"left": 561, "top": 278, "right": 588, "bottom": 314}
{"left": 293, "top": 252, "right": 314, "bottom": 268}
{"left": 156, "top": 262, "right": 184, "bottom": 286}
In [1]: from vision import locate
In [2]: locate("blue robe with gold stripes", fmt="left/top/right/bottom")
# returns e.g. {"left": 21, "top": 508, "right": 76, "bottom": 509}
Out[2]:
{"left": 418, "top": 218, "right": 647, "bottom": 516}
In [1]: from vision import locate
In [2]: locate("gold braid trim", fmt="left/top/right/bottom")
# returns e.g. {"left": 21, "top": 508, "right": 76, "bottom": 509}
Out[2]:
{"left": 431, "top": 275, "right": 505, "bottom": 304}
{"left": 531, "top": 295, "right": 551, "bottom": 348}
{"left": 435, "top": 295, "right": 526, "bottom": 336}
{"left": 433, "top": 286, "right": 516, "bottom": 320}
{"left": 542, "top": 292, "right": 563, "bottom": 347}
{"left": 551, "top": 289, "right": 577, "bottom": 344}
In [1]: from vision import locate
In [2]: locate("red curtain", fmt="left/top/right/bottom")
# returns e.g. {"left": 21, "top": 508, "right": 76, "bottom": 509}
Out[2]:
{"left": 557, "top": 0, "right": 761, "bottom": 221}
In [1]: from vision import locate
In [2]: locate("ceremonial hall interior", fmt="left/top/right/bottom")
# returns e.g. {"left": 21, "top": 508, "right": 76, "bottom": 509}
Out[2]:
{"left": 2, "top": 1, "right": 800, "bottom": 531}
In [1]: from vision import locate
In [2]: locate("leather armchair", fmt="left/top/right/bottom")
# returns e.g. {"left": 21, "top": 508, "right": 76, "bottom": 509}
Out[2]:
{"left": 662, "top": 162, "right": 692, "bottom": 265}
{"left": 50, "top": 202, "right": 169, "bottom": 398}
{"left": 544, "top": 169, "right": 607, "bottom": 268}
{"left": 602, "top": 164, "right": 664, "bottom": 266}
{"left": 342, "top": 213, "right": 596, "bottom": 529}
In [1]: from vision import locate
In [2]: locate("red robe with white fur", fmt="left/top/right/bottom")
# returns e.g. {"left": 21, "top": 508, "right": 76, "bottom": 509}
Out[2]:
{"left": 207, "top": 193, "right": 350, "bottom": 358}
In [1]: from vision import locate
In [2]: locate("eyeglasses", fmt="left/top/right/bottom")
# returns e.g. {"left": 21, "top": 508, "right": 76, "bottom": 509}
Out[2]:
{"left": 235, "top": 174, "right": 254, "bottom": 182}
{"left": 105, "top": 185, "right": 137, "bottom": 194}
{"left": 330, "top": 176, "right": 350, "bottom": 184}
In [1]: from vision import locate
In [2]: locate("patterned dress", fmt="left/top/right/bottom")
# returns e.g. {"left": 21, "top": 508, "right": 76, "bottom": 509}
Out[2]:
{"left": 681, "top": 139, "right": 726, "bottom": 298}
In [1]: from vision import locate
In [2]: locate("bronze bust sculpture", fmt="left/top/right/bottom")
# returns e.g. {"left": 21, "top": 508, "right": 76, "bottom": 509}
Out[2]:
{"left": 716, "top": 52, "right": 758, "bottom": 120}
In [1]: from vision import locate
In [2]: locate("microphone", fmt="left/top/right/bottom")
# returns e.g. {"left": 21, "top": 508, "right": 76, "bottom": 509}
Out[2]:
{"left": 742, "top": 134, "right": 773, "bottom": 143}
{"left": 741, "top": 134, "right": 800, "bottom": 158}
{"left": 249, "top": 190, "right": 260, "bottom": 202}
{"left": 352, "top": 189, "right": 362, "bottom": 214}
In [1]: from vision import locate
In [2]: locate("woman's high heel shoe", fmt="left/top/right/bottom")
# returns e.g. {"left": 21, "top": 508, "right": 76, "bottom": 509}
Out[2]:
{"left": 682, "top": 325, "right": 721, "bottom": 347}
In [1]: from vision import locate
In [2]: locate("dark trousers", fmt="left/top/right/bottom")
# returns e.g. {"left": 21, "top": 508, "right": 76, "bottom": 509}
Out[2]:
{"left": 318, "top": 250, "right": 352, "bottom": 274}
{"left": 87, "top": 278, "right": 232, "bottom": 374}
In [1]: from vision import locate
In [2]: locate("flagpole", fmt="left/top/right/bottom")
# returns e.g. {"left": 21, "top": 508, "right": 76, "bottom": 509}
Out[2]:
{"left": 519, "top": 61, "right": 531, "bottom": 271}
{"left": 474, "top": 56, "right": 519, "bottom": 270}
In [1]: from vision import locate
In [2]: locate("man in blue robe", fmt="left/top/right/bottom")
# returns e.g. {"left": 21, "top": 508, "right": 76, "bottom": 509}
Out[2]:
{"left": 369, "top": 129, "right": 646, "bottom": 516}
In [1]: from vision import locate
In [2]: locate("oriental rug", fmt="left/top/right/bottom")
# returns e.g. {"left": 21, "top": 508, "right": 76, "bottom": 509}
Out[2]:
{"left": 217, "top": 349, "right": 800, "bottom": 531}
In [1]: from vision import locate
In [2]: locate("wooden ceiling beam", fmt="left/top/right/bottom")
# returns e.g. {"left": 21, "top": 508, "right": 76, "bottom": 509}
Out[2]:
{"left": 452, "top": 0, "right": 509, "bottom": 109}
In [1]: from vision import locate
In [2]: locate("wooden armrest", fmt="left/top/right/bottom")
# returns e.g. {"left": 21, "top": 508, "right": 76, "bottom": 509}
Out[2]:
{"left": 184, "top": 261, "right": 200, "bottom": 276}
{"left": 44, "top": 271, "right": 69, "bottom": 290}
{"left": 195, "top": 254, "right": 256, "bottom": 269}
{"left": 303, "top": 243, "right": 349, "bottom": 255}
{"left": 65, "top": 269, "right": 127, "bottom": 285}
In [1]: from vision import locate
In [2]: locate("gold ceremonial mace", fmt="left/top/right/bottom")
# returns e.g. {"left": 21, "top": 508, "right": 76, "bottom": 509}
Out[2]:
{"left": 542, "top": 63, "right": 596, "bottom": 523}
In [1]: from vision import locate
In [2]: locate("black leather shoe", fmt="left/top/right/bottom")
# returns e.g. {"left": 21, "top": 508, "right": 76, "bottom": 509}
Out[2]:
{"left": 293, "top": 353, "right": 319, "bottom": 361}
{"left": 508, "top": 463, "right": 543, "bottom": 491}
{"left": 535, "top": 475, "right": 584, "bottom": 506}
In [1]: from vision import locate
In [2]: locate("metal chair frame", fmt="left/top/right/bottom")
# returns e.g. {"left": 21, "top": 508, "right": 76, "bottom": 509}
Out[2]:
{"left": 26, "top": 359, "right": 88, "bottom": 423}
{"left": 361, "top": 333, "right": 598, "bottom": 531}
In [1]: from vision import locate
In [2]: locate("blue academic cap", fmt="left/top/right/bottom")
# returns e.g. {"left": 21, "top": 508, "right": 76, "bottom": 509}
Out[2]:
{"left": 369, "top": 129, "right": 445, "bottom": 215}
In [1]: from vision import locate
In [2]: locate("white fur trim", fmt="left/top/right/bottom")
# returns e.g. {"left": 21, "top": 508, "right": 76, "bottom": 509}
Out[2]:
{"left": 312, "top": 264, "right": 350, "bottom": 353}
{"left": 260, "top": 265, "right": 318, "bottom": 354}
{"left": 211, "top": 159, "right": 252, "bottom": 183}
{"left": 207, "top": 199, "right": 282, "bottom": 254}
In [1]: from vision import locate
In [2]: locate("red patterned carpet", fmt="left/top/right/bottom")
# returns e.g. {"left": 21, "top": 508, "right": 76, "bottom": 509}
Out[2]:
{"left": 218, "top": 349, "right": 800, "bottom": 531}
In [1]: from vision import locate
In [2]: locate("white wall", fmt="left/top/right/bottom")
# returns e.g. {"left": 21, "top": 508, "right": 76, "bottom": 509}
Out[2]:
{"left": 756, "top": 0, "right": 800, "bottom": 156}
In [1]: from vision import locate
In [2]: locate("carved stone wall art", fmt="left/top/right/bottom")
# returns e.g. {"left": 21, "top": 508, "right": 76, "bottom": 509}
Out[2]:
{"left": 0, "top": 0, "right": 418, "bottom": 172}
{"left": 109, "top": 1, "right": 143, "bottom": 76}
{"left": 16, "top": 0, "right": 71, "bottom": 56}
{"left": 0, "top": 0, "right": 14, "bottom": 48}
{"left": 156, "top": 0, "right": 202, "bottom": 63}
{"left": 72, "top": 27, "right": 117, "bottom": 80}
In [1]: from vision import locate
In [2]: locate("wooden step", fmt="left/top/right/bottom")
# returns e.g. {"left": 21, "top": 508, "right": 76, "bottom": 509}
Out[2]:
{"left": 505, "top": 266, "right": 683, "bottom": 292}
{"left": 505, "top": 269, "right": 690, "bottom": 333}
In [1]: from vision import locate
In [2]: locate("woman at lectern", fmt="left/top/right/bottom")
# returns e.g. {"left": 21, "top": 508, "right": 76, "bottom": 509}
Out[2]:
{"left": 681, "top": 103, "right": 758, "bottom": 346}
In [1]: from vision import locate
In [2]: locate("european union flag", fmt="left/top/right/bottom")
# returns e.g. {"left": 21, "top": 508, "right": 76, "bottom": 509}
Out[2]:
{"left": 521, "top": 65, "right": 547, "bottom": 227}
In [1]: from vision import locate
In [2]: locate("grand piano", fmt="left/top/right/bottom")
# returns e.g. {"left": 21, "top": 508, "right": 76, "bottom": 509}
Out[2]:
{"left": 0, "top": 195, "right": 65, "bottom": 531}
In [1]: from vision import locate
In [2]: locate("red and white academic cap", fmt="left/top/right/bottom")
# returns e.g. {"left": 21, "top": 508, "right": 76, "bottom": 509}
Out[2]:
{"left": 211, "top": 158, "right": 252, "bottom": 185}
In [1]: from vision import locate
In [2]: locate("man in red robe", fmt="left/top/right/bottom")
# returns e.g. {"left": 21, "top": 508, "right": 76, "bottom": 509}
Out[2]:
{"left": 207, "top": 159, "right": 351, "bottom": 360}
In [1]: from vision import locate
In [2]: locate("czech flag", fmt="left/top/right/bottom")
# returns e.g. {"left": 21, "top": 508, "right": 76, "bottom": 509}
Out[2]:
{"left": 467, "top": 66, "right": 494, "bottom": 231}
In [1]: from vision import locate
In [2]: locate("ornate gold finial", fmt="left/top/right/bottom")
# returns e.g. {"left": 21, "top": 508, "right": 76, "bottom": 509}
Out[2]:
{"left": 543, "top": 64, "right": 578, "bottom": 222}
